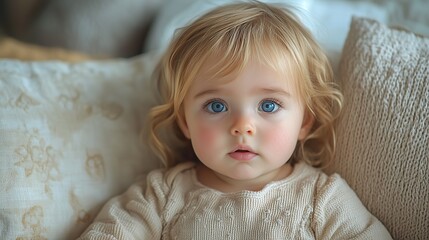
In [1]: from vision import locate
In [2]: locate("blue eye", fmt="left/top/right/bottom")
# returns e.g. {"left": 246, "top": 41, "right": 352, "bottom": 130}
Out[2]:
{"left": 259, "top": 100, "right": 280, "bottom": 113}
{"left": 206, "top": 100, "right": 227, "bottom": 113}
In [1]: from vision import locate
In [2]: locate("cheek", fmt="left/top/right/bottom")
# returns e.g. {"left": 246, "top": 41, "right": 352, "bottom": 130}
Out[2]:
{"left": 195, "top": 125, "right": 218, "bottom": 143}
{"left": 189, "top": 120, "right": 222, "bottom": 154}
{"left": 261, "top": 123, "right": 300, "bottom": 155}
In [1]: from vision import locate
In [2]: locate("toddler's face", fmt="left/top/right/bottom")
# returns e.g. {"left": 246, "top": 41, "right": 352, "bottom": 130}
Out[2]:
{"left": 179, "top": 59, "right": 312, "bottom": 188}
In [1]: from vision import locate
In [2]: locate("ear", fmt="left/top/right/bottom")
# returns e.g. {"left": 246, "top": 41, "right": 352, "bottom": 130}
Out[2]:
{"left": 177, "top": 115, "right": 191, "bottom": 139}
{"left": 298, "top": 111, "right": 315, "bottom": 140}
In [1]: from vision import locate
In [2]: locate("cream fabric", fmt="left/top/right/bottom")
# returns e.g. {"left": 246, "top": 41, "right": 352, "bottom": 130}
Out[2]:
{"left": 0, "top": 55, "right": 160, "bottom": 239}
{"left": 79, "top": 162, "right": 391, "bottom": 239}
{"left": 1, "top": 15, "right": 428, "bottom": 240}
{"left": 326, "top": 17, "right": 429, "bottom": 240}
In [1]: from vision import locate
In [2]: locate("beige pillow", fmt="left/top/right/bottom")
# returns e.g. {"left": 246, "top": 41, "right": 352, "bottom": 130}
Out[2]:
{"left": 0, "top": 54, "right": 160, "bottom": 239}
{"left": 327, "top": 17, "right": 429, "bottom": 239}
{"left": 0, "top": 37, "right": 93, "bottom": 62}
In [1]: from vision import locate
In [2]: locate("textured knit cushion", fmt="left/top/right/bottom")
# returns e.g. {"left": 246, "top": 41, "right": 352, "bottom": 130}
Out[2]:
{"left": 0, "top": 54, "right": 159, "bottom": 239}
{"left": 327, "top": 17, "right": 429, "bottom": 239}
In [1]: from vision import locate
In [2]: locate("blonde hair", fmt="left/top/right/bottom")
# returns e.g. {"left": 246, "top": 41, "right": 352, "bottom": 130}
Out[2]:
{"left": 149, "top": 0, "right": 343, "bottom": 168}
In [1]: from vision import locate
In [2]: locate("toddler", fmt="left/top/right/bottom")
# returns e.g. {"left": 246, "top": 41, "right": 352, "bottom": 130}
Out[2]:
{"left": 79, "top": 1, "right": 392, "bottom": 239}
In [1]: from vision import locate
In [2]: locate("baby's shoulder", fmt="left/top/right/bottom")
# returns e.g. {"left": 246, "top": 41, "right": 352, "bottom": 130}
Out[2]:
{"left": 294, "top": 163, "right": 351, "bottom": 194}
{"left": 145, "top": 161, "right": 197, "bottom": 189}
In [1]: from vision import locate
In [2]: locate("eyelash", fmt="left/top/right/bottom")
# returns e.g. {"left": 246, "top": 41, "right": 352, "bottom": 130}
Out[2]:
{"left": 202, "top": 98, "right": 284, "bottom": 113}
{"left": 259, "top": 98, "right": 284, "bottom": 113}
{"left": 261, "top": 98, "right": 283, "bottom": 108}
{"left": 203, "top": 98, "right": 227, "bottom": 113}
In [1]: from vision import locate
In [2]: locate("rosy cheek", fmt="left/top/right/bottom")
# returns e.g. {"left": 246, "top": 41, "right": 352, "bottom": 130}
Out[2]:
{"left": 194, "top": 123, "right": 219, "bottom": 145}
{"left": 262, "top": 127, "right": 296, "bottom": 154}
{"left": 189, "top": 120, "right": 222, "bottom": 158}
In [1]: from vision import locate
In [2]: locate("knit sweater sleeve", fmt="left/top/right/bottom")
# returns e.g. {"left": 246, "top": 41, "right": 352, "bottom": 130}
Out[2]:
{"left": 77, "top": 169, "right": 170, "bottom": 240}
{"left": 312, "top": 174, "right": 392, "bottom": 239}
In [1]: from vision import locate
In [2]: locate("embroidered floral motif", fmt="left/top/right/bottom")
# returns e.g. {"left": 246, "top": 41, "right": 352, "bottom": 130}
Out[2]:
{"left": 57, "top": 86, "right": 123, "bottom": 120}
{"left": 0, "top": 89, "right": 40, "bottom": 111}
{"left": 69, "top": 188, "right": 92, "bottom": 224}
{"left": 85, "top": 152, "right": 106, "bottom": 181}
{"left": 16, "top": 205, "right": 47, "bottom": 240}
{"left": 14, "top": 129, "right": 61, "bottom": 198}
{"left": 58, "top": 87, "right": 80, "bottom": 110}
{"left": 100, "top": 102, "right": 123, "bottom": 120}
{"left": 15, "top": 92, "right": 40, "bottom": 111}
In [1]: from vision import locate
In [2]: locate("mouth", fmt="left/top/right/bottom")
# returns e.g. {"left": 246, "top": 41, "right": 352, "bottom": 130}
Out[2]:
{"left": 235, "top": 149, "right": 250, "bottom": 153}
{"left": 228, "top": 146, "right": 257, "bottom": 161}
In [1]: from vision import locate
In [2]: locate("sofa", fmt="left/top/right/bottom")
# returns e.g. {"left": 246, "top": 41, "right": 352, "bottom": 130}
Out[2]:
{"left": 0, "top": 0, "right": 428, "bottom": 239}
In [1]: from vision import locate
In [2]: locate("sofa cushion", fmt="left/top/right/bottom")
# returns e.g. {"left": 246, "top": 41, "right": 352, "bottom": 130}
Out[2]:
{"left": 327, "top": 17, "right": 429, "bottom": 239}
{"left": 3, "top": 0, "right": 164, "bottom": 57}
{"left": 0, "top": 54, "right": 160, "bottom": 239}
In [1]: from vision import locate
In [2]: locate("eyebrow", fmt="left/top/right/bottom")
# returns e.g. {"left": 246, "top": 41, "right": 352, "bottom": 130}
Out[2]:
{"left": 193, "top": 87, "right": 291, "bottom": 99}
{"left": 258, "top": 87, "right": 291, "bottom": 97}
{"left": 193, "top": 89, "right": 223, "bottom": 99}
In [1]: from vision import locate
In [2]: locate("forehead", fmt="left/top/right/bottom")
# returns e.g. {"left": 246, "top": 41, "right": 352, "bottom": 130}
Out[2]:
{"left": 190, "top": 57, "right": 299, "bottom": 95}
{"left": 204, "top": 45, "right": 295, "bottom": 73}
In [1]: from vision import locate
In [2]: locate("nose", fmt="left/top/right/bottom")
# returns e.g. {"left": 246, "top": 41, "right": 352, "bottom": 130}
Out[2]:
{"left": 230, "top": 114, "right": 255, "bottom": 136}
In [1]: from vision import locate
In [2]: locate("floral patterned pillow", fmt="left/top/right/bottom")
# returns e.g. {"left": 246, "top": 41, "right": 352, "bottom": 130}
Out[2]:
{"left": 0, "top": 54, "right": 160, "bottom": 239}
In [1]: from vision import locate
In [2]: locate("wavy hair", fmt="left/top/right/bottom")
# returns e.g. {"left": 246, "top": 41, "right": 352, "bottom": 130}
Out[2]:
{"left": 148, "top": 0, "right": 343, "bottom": 168}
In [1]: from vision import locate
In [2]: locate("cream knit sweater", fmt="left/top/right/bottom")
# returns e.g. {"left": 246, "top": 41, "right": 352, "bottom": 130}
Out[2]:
{"left": 78, "top": 162, "right": 391, "bottom": 239}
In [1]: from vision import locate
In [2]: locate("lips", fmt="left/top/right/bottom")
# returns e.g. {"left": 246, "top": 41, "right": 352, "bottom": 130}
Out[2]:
{"left": 228, "top": 145, "right": 257, "bottom": 161}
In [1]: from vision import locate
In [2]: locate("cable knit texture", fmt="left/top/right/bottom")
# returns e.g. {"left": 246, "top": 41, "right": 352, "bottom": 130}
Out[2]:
{"left": 78, "top": 162, "right": 391, "bottom": 239}
{"left": 325, "top": 17, "right": 429, "bottom": 240}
